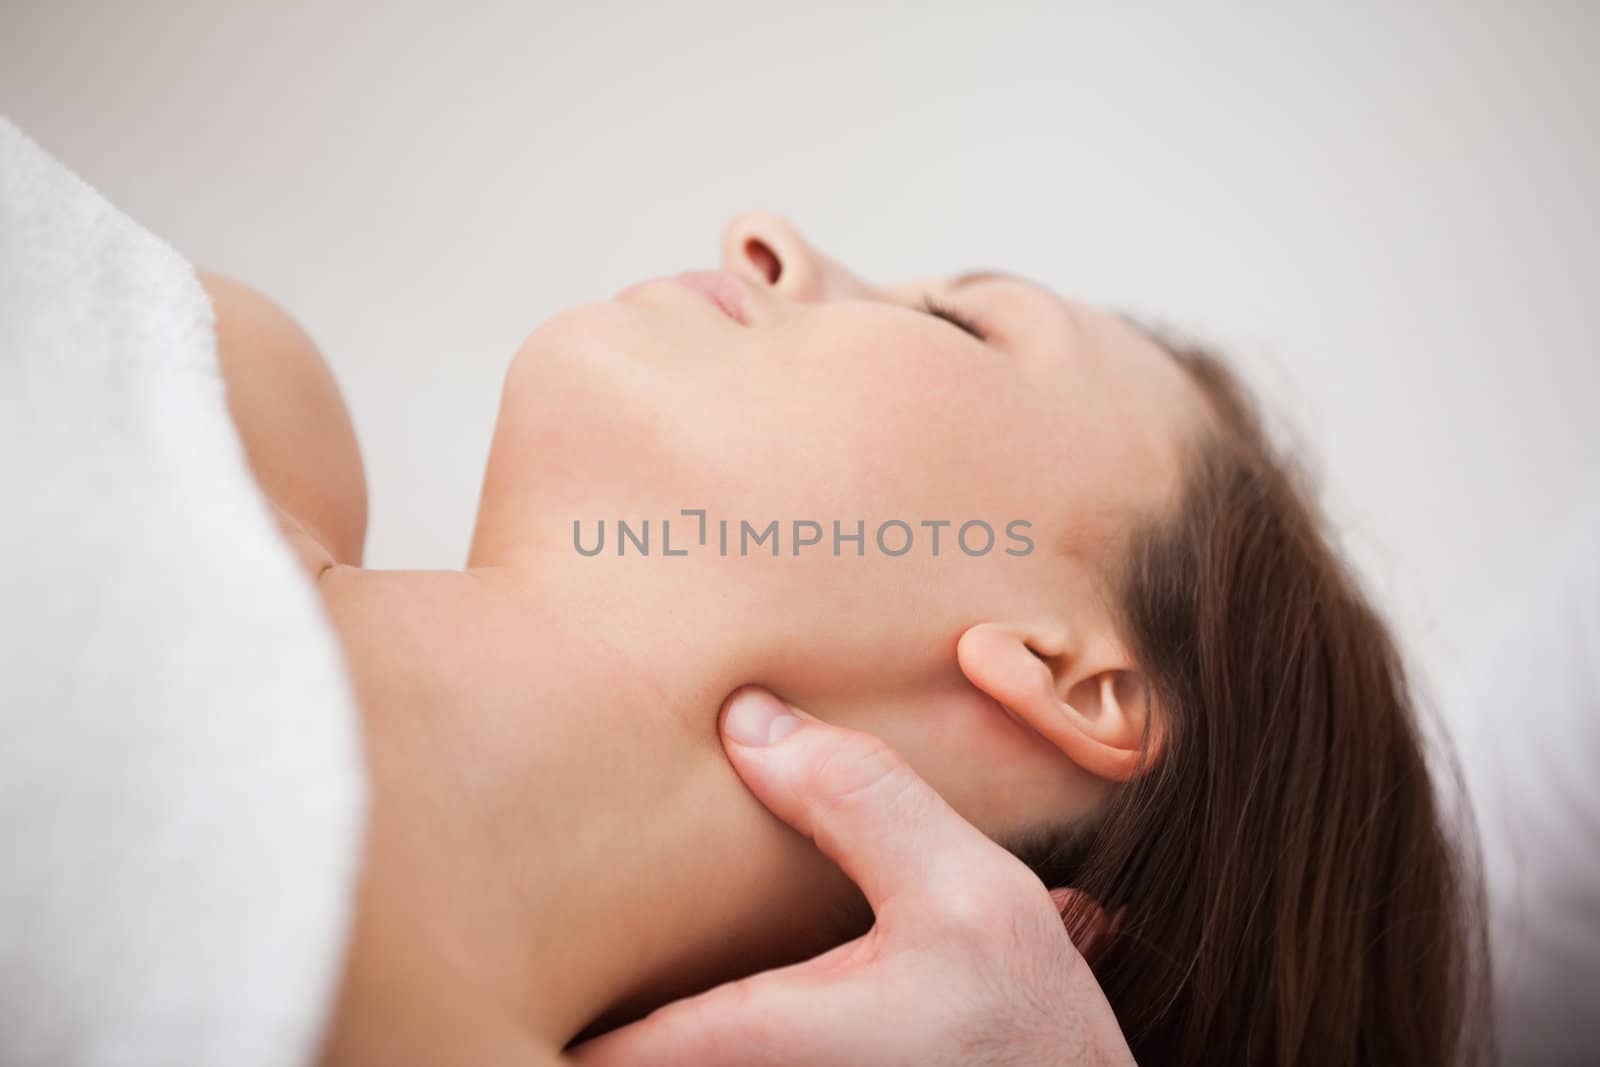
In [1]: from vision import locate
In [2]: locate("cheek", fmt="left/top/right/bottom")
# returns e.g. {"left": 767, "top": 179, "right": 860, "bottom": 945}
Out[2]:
{"left": 500, "top": 305, "right": 1072, "bottom": 553}
{"left": 712, "top": 320, "right": 1041, "bottom": 517}
{"left": 503, "top": 301, "right": 764, "bottom": 482}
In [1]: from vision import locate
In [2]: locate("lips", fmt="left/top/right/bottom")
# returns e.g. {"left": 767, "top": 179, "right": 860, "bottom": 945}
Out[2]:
{"left": 671, "top": 270, "right": 751, "bottom": 325}
{"left": 619, "top": 269, "right": 750, "bottom": 325}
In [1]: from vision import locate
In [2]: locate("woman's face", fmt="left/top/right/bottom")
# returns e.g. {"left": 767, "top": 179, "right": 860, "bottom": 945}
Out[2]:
{"left": 476, "top": 212, "right": 1202, "bottom": 836}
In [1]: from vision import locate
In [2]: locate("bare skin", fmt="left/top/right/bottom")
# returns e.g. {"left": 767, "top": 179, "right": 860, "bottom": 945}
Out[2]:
{"left": 204, "top": 272, "right": 366, "bottom": 575}
{"left": 201, "top": 212, "right": 1196, "bottom": 1064}
{"left": 570, "top": 687, "right": 1136, "bottom": 1067}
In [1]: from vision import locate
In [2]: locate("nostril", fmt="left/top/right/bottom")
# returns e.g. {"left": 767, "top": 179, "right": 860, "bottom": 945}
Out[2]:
{"left": 743, "top": 237, "right": 782, "bottom": 285}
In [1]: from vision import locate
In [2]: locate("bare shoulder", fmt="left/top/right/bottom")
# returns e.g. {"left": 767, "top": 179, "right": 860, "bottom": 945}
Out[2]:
{"left": 200, "top": 271, "right": 368, "bottom": 575}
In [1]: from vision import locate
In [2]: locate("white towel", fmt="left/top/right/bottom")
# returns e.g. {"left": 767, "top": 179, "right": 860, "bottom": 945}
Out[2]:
{"left": 0, "top": 118, "right": 366, "bottom": 1067}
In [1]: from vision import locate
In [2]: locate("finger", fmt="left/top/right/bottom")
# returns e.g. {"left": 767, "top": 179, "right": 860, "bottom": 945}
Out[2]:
{"left": 567, "top": 983, "right": 779, "bottom": 1067}
{"left": 718, "top": 686, "right": 1040, "bottom": 916}
{"left": 1051, "top": 887, "right": 1113, "bottom": 960}
{"left": 568, "top": 941, "right": 863, "bottom": 1067}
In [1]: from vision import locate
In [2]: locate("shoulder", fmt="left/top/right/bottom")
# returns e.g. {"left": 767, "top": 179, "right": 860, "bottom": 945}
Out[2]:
{"left": 199, "top": 271, "right": 368, "bottom": 576}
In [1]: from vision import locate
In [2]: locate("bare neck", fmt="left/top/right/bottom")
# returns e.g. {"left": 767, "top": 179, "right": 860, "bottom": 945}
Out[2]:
{"left": 313, "top": 561, "right": 862, "bottom": 1061}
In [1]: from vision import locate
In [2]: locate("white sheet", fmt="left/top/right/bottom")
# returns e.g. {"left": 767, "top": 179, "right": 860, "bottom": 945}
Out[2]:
{"left": 1448, "top": 491, "right": 1600, "bottom": 1065}
{"left": 0, "top": 118, "right": 365, "bottom": 1066}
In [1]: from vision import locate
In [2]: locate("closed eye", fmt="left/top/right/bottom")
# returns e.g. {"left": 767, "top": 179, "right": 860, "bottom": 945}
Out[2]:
{"left": 920, "top": 295, "right": 988, "bottom": 342}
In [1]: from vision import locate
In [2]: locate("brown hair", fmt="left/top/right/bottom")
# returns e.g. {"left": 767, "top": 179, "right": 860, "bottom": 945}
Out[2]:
{"left": 1014, "top": 333, "right": 1491, "bottom": 1064}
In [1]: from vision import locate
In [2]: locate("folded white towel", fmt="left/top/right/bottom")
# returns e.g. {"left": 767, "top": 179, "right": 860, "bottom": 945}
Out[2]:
{"left": 0, "top": 117, "right": 366, "bottom": 1067}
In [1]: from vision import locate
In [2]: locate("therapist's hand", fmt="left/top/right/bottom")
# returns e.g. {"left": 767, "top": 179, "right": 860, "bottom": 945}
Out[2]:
{"left": 570, "top": 686, "right": 1135, "bottom": 1067}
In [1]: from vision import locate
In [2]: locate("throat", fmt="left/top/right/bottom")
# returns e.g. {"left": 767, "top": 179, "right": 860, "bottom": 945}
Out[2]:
{"left": 313, "top": 563, "right": 864, "bottom": 1052}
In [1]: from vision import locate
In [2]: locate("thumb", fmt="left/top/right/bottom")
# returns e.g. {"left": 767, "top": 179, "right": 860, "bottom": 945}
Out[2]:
{"left": 718, "top": 686, "right": 1033, "bottom": 915}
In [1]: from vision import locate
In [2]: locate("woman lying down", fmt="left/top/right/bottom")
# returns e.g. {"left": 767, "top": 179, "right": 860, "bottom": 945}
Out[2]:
{"left": 3, "top": 121, "right": 1485, "bottom": 1066}
{"left": 199, "top": 210, "right": 1490, "bottom": 1065}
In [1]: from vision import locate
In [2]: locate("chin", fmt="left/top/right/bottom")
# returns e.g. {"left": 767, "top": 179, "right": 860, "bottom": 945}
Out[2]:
{"left": 512, "top": 298, "right": 648, "bottom": 374}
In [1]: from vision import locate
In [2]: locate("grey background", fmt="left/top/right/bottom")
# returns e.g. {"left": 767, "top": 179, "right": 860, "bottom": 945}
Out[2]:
{"left": 3, "top": 1, "right": 1595, "bottom": 698}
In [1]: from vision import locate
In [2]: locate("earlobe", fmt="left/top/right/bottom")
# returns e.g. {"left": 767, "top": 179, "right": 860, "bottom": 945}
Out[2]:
{"left": 956, "top": 621, "right": 1160, "bottom": 783}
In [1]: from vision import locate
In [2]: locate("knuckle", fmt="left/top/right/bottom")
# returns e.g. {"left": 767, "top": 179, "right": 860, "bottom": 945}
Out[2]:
{"left": 936, "top": 860, "right": 1049, "bottom": 937}
{"left": 931, "top": 885, "right": 1001, "bottom": 936}
{"left": 807, "top": 733, "right": 918, "bottom": 813}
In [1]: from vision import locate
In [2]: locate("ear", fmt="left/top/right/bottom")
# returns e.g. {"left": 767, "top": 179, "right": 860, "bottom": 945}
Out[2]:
{"left": 956, "top": 620, "right": 1161, "bottom": 782}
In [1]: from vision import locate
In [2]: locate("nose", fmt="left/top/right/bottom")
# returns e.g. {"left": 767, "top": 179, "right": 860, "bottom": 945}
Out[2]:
{"left": 721, "top": 211, "right": 871, "bottom": 302}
